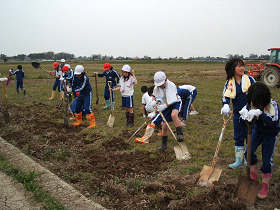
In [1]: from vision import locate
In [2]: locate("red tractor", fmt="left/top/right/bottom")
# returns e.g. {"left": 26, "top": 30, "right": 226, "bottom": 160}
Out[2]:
{"left": 247, "top": 48, "right": 280, "bottom": 87}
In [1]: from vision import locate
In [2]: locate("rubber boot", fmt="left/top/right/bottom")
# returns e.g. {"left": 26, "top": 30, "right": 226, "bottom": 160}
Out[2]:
{"left": 49, "top": 90, "right": 56, "bottom": 100}
{"left": 103, "top": 100, "right": 110, "bottom": 110}
{"left": 72, "top": 112, "right": 82, "bottom": 126}
{"left": 127, "top": 113, "right": 134, "bottom": 127}
{"left": 176, "top": 127, "right": 184, "bottom": 142}
{"left": 258, "top": 173, "right": 272, "bottom": 199}
{"left": 86, "top": 112, "right": 96, "bottom": 128}
{"left": 136, "top": 124, "right": 155, "bottom": 144}
{"left": 125, "top": 112, "right": 129, "bottom": 126}
{"left": 228, "top": 146, "right": 244, "bottom": 169}
{"left": 112, "top": 102, "right": 115, "bottom": 111}
{"left": 158, "top": 136, "right": 168, "bottom": 151}
{"left": 250, "top": 164, "right": 258, "bottom": 181}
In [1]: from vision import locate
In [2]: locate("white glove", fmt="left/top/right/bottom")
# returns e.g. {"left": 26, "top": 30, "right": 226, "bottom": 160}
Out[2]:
{"left": 239, "top": 106, "right": 249, "bottom": 120}
{"left": 148, "top": 112, "right": 156, "bottom": 119}
{"left": 247, "top": 109, "right": 262, "bottom": 122}
{"left": 66, "top": 86, "right": 72, "bottom": 93}
{"left": 221, "top": 104, "right": 230, "bottom": 115}
{"left": 145, "top": 100, "right": 157, "bottom": 113}
{"left": 157, "top": 104, "right": 167, "bottom": 112}
{"left": 143, "top": 114, "right": 147, "bottom": 118}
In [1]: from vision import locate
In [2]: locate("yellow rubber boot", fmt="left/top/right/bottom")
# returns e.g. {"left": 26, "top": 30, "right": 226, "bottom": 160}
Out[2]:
{"left": 86, "top": 113, "right": 96, "bottom": 128}
{"left": 72, "top": 112, "right": 83, "bottom": 126}
{"left": 49, "top": 90, "right": 56, "bottom": 100}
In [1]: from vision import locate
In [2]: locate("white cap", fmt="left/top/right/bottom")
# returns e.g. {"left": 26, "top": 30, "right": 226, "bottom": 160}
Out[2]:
{"left": 61, "top": 59, "right": 66, "bottom": 63}
{"left": 154, "top": 71, "right": 166, "bottom": 86}
{"left": 74, "top": 65, "right": 84, "bottom": 75}
{"left": 122, "top": 64, "right": 131, "bottom": 72}
{"left": 65, "top": 64, "right": 71, "bottom": 69}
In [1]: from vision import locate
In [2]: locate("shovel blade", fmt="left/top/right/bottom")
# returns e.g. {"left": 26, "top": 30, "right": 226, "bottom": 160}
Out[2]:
{"left": 237, "top": 176, "right": 259, "bottom": 205}
{"left": 198, "top": 165, "right": 222, "bottom": 187}
{"left": 174, "top": 142, "right": 191, "bottom": 160}
{"left": 107, "top": 114, "right": 115, "bottom": 128}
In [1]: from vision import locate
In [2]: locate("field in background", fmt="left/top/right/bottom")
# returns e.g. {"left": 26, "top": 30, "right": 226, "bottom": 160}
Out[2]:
{"left": 0, "top": 62, "right": 279, "bottom": 209}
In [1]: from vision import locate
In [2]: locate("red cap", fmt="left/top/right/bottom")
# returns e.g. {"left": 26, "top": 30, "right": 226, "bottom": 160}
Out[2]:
{"left": 62, "top": 65, "right": 69, "bottom": 73}
{"left": 104, "top": 63, "right": 111, "bottom": 71}
{"left": 53, "top": 62, "right": 59, "bottom": 69}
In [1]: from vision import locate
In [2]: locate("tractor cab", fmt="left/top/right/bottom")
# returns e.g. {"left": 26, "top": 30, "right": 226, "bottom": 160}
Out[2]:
{"left": 267, "top": 48, "right": 280, "bottom": 64}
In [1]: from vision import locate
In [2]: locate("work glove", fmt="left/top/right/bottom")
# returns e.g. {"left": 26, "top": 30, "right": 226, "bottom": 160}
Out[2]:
{"left": 145, "top": 100, "right": 157, "bottom": 113}
{"left": 148, "top": 111, "right": 156, "bottom": 119}
{"left": 66, "top": 86, "right": 72, "bottom": 93}
{"left": 157, "top": 104, "right": 167, "bottom": 112}
{"left": 247, "top": 109, "right": 262, "bottom": 122}
{"left": 239, "top": 106, "right": 249, "bottom": 120}
{"left": 75, "top": 91, "right": 80, "bottom": 96}
{"left": 221, "top": 104, "right": 230, "bottom": 116}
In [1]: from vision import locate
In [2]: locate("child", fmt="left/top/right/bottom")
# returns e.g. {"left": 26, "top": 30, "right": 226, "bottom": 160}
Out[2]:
{"left": 136, "top": 71, "right": 184, "bottom": 151}
{"left": 141, "top": 86, "right": 153, "bottom": 118}
{"left": 72, "top": 65, "right": 96, "bottom": 128}
{"left": 112, "top": 64, "right": 137, "bottom": 127}
{"left": 240, "top": 82, "right": 279, "bottom": 199}
{"left": 179, "top": 85, "right": 198, "bottom": 115}
{"left": 11, "top": 65, "right": 26, "bottom": 95}
{"left": 221, "top": 58, "right": 255, "bottom": 169}
{"left": 95, "top": 63, "right": 120, "bottom": 110}
{"left": 49, "top": 61, "right": 63, "bottom": 100}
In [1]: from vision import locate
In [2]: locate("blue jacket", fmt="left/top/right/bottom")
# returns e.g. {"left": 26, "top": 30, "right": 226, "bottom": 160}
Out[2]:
{"left": 72, "top": 74, "right": 92, "bottom": 95}
{"left": 13, "top": 69, "right": 24, "bottom": 81}
{"left": 98, "top": 69, "right": 120, "bottom": 87}
{"left": 177, "top": 87, "right": 191, "bottom": 99}
{"left": 222, "top": 76, "right": 255, "bottom": 114}
{"left": 249, "top": 100, "right": 280, "bottom": 136}
{"left": 63, "top": 69, "right": 74, "bottom": 84}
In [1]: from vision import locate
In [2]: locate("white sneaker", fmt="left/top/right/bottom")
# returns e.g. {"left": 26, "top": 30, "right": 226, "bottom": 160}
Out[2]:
{"left": 189, "top": 111, "right": 199, "bottom": 115}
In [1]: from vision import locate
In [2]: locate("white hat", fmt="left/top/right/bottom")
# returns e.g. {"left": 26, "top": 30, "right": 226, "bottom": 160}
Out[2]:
{"left": 154, "top": 71, "right": 166, "bottom": 86}
{"left": 122, "top": 64, "right": 131, "bottom": 72}
{"left": 61, "top": 59, "right": 66, "bottom": 63}
{"left": 74, "top": 65, "right": 84, "bottom": 75}
{"left": 65, "top": 64, "right": 71, "bottom": 69}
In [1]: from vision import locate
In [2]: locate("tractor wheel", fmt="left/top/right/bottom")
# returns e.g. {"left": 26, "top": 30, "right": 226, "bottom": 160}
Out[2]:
{"left": 261, "top": 67, "right": 280, "bottom": 87}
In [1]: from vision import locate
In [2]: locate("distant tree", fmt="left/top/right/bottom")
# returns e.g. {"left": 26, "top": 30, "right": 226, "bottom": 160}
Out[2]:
{"left": 249, "top": 53, "right": 258, "bottom": 59}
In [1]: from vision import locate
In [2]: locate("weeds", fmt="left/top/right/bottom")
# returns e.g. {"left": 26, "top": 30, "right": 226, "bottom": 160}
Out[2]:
{"left": 0, "top": 155, "right": 66, "bottom": 210}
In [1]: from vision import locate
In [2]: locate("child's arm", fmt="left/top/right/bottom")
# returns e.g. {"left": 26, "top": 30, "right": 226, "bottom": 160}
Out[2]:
{"left": 142, "top": 105, "right": 147, "bottom": 117}
{"left": 131, "top": 70, "right": 137, "bottom": 85}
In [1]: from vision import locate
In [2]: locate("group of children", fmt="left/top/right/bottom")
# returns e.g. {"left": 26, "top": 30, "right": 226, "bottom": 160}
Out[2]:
{"left": 221, "top": 58, "right": 279, "bottom": 199}
{"left": 5, "top": 58, "right": 278, "bottom": 200}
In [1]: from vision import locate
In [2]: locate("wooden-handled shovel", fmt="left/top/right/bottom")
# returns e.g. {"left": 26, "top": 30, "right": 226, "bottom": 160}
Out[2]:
{"left": 158, "top": 111, "right": 191, "bottom": 161}
{"left": 237, "top": 120, "right": 259, "bottom": 205}
{"left": 106, "top": 81, "right": 115, "bottom": 128}
{"left": 198, "top": 113, "right": 232, "bottom": 187}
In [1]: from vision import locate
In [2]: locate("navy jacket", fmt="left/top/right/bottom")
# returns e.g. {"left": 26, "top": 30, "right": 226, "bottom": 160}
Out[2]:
{"left": 98, "top": 69, "right": 120, "bottom": 87}
{"left": 13, "top": 69, "right": 24, "bottom": 81}
{"left": 72, "top": 74, "right": 92, "bottom": 95}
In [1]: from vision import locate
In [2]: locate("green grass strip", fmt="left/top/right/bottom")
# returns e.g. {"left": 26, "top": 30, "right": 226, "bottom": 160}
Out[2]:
{"left": 0, "top": 155, "right": 66, "bottom": 210}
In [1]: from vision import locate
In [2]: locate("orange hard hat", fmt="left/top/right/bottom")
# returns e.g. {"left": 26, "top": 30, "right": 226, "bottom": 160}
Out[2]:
{"left": 53, "top": 62, "right": 59, "bottom": 69}
{"left": 104, "top": 62, "right": 111, "bottom": 71}
{"left": 62, "top": 65, "right": 69, "bottom": 73}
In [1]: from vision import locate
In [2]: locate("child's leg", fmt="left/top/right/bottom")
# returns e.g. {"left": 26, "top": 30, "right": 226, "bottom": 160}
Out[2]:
{"left": 258, "top": 135, "right": 277, "bottom": 199}
{"left": 158, "top": 123, "right": 168, "bottom": 150}
{"left": 104, "top": 86, "right": 110, "bottom": 109}
{"left": 229, "top": 116, "right": 247, "bottom": 169}
{"left": 127, "top": 96, "right": 134, "bottom": 127}
{"left": 16, "top": 80, "right": 20, "bottom": 93}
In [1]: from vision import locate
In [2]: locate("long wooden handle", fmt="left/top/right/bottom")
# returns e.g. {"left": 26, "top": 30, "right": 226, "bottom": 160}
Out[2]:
{"left": 211, "top": 127, "right": 225, "bottom": 168}
{"left": 158, "top": 111, "right": 177, "bottom": 141}
{"left": 108, "top": 82, "right": 113, "bottom": 111}
{"left": 95, "top": 76, "right": 99, "bottom": 104}
{"left": 246, "top": 123, "right": 253, "bottom": 177}
{"left": 128, "top": 121, "right": 147, "bottom": 143}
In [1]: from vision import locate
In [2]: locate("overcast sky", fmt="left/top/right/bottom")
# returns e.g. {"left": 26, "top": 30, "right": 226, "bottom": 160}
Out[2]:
{"left": 1, "top": 0, "right": 279, "bottom": 58}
